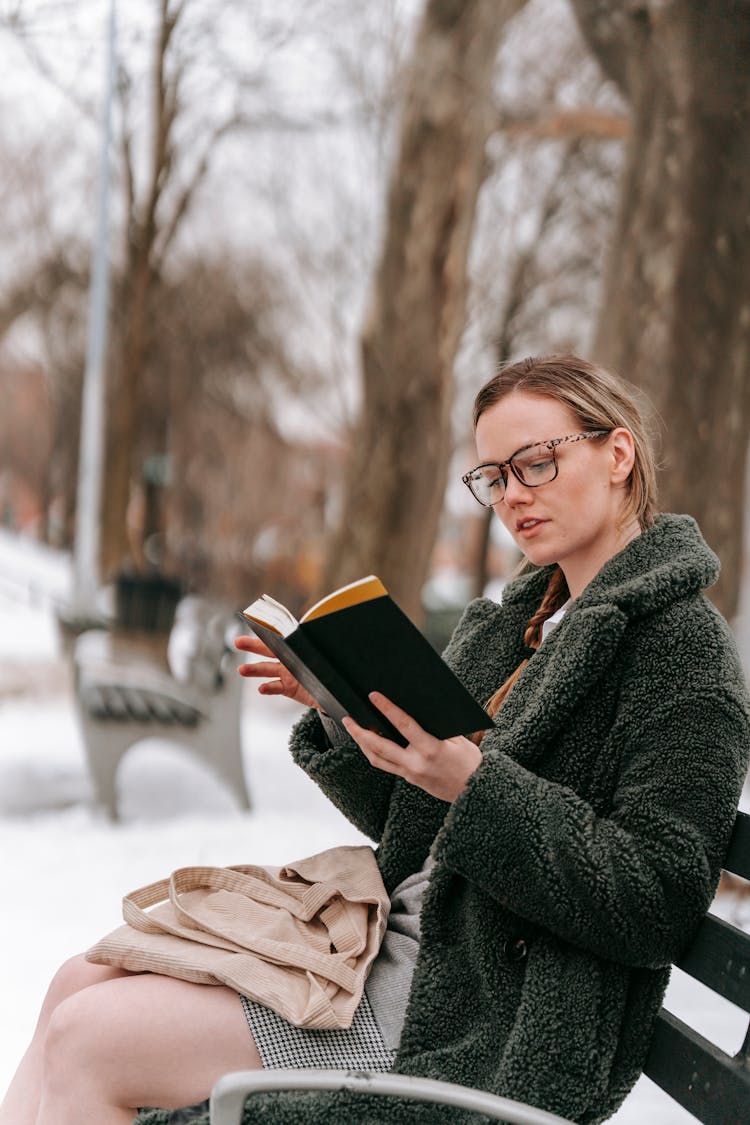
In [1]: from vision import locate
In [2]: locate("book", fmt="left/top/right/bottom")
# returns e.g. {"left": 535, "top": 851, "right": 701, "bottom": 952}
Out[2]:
{"left": 240, "top": 575, "right": 489, "bottom": 746}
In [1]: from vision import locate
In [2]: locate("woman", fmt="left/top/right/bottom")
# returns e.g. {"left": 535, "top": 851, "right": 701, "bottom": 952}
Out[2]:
{"left": 3, "top": 354, "right": 748, "bottom": 1125}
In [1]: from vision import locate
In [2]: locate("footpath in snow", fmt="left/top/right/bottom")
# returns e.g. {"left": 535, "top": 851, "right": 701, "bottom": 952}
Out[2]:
{"left": 0, "top": 539, "right": 748, "bottom": 1121}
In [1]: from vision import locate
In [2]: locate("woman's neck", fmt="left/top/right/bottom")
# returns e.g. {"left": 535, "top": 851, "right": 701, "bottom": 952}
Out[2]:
{"left": 562, "top": 519, "right": 642, "bottom": 600}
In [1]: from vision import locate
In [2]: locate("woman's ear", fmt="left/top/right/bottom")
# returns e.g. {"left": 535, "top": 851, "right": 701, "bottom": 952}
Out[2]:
{"left": 609, "top": 428, "right": 636, "bottom": 484}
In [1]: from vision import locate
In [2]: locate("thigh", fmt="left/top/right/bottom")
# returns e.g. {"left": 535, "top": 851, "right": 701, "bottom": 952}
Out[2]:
{"left": 48, "top": 971, "right": 260, "bottom": 1110}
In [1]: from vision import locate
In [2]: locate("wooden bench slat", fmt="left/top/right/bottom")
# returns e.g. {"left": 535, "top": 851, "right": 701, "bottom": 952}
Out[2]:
{"left": 80, "top": 683, "right": 202, "bottom": 726}
{"left": 644, "top": 1008, "right": 750, "bottom": 1124}
{"left": 675, "top": 912, "right": 750, "bottom": 1013}
{"left": 118, "top": 687, "right": 153, "bottom": 723}
{"left": 724, "top": 811, "right": 750, "bottom": 881}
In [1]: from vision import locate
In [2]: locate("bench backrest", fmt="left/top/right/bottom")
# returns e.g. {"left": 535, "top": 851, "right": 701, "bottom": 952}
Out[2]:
{"left": 168, "top": 596, "right": 236, "bottom": 693}
{"left": 643, "top": 810, "right": 750, "bottom": 1123}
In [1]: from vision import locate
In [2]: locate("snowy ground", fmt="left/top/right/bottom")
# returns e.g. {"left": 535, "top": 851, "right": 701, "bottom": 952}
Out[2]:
{"left": 1, "top": 535, "right": 749, "bottom": 1121}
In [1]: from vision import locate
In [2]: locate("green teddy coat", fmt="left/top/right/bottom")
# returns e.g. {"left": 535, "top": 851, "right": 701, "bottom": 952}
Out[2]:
{"left": 137, "top": 515, "right": 750, "bottom": 1125}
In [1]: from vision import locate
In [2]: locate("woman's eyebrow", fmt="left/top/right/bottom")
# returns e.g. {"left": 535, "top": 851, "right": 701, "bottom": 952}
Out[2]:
{"left": 480, "top": 438, "right": 542, "bottom": 464}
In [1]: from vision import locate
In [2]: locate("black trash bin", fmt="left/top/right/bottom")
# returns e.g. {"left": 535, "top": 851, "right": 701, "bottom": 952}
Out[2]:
{"left": 115, "top": 570, "right": 183, "bottom": 633}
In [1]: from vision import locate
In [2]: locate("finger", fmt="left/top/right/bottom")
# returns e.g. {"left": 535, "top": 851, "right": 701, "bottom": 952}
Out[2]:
{"left": 344, "top": 729, "right": 404, "bottom": 777}
{"left": 342, "top": 716, "right": 414, "bottom": 773}
{"left": 234, "top": 635, "right": 274, "bottom": 657}
{"left": 257, "top": 679, "right": 286, "bottom": 695}
{"left": 368, "top": 691, "right": 429, "bottom": 746}
{"left": 238, "top": 659, "right": 284, "bottom": 678}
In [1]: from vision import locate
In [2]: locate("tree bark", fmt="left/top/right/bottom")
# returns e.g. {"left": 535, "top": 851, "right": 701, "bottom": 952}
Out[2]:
{"left": 321, "top": 0, "right": 526, "bottom": 621}
{"left": 571, "top": 0, "right": 750, "bottom": 619}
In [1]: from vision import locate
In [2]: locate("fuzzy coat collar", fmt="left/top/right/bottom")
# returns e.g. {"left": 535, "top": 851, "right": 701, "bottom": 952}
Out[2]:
{"left": 477, "top": 514, "right": 720, "bottom": 769}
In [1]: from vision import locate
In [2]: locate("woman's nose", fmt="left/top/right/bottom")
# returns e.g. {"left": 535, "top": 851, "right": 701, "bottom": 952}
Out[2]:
{"left": 501, "top": 472, "right": 531, "bottom": 506}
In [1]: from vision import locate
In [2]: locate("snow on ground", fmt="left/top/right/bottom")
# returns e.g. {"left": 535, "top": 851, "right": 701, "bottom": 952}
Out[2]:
{"left": 0, "top": 527, "right": 72, "bottom": 615}
{"left": 0, "top": 538, "right": 749, "bottom": 1121}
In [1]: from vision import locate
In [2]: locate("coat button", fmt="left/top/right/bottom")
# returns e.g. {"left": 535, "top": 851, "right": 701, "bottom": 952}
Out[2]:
{"left": 503, "top": 937, "right": 527, "bottom": 962}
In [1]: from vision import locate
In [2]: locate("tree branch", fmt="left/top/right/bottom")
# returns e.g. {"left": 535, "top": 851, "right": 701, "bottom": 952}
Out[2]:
{"left": 497, "top": 106, "right": 629, "bottom": 141}
{"left": 0, "top": 12, "right": 96, "bottom": 122}
{"left": 154, "top": 114, "right": 243, "bottom": 265}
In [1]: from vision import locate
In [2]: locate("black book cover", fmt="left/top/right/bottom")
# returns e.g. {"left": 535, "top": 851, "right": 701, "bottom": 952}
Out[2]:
{"left": 246, "top": 595, "right": 488, "bottom": 746}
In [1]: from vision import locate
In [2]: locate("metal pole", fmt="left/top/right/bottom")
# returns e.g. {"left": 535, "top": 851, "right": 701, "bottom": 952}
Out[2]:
{"left": 70, "top": 0, "right": 117, "bottom": 621}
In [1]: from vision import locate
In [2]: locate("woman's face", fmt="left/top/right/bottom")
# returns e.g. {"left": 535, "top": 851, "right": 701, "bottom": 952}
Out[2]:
{"left": 474, "top": 391, "right": 639, "bottom": 598}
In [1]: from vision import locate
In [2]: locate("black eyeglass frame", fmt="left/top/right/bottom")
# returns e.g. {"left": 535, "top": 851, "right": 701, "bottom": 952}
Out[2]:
{"left": 462, "top": 430, "right": 612, "bottom": 507}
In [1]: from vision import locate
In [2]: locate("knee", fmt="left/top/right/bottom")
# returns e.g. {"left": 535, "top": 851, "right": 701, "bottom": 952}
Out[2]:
{"left": 41, "top": 990, "right": 96, "bottom": 1094}
{"left": 43, "top": 954, "right": 104, "bottom": 1015}
{"left": 43, "top": 954, "right": 96, "bottom": 1017}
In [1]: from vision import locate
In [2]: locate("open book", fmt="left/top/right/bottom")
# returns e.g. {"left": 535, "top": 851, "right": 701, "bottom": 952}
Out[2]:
{"left": 240, "top": 575, "right": 488, "bottom": 745}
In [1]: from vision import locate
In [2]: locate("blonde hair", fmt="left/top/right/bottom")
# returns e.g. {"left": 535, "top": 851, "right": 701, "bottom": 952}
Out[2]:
{"left": 475, "top": 354, "right": 658, "bottom": 721}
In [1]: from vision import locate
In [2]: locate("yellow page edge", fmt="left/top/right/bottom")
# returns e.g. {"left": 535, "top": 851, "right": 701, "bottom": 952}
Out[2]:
{"left": 301, "top": 575, "right": 388, "bottom": 622}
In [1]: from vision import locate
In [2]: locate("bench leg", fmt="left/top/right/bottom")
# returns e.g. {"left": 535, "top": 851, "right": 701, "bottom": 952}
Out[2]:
{"left": 212, "top": 726, "right": 251, "bottom": 812}
{"left": 78, "top": 715, "right": 125, "bottom": 819}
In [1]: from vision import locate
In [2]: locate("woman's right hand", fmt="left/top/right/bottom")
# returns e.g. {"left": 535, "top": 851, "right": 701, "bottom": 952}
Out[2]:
{"left": 234, "top": 635, "right": 321, "bottom": 710}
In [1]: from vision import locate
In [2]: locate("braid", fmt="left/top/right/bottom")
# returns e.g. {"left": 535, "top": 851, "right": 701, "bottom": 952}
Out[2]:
{"left": 483, "top": 567, "right": 569, "bottom": 722}
{"left": 522, "top": 567, "right": 569, "bottom": 653}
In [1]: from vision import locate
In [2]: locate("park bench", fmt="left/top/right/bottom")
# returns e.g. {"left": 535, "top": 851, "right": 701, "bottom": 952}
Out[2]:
{"left": 73, "top": 594, "right": 249, "bottom": 819}
{"left": 641, "top": 807, "right": 750, "bottom": 1121}
{"left": 208, "top": 810, "right": 750, "bottom": 1125}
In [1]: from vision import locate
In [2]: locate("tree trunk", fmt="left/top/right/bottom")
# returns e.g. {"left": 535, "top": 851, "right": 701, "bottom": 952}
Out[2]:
{"left": 101, "top": 250, "right": 152, "bottom": 577}
{"left": 571, "top": 0, "right": 750, "bottom": 619}
{"left": 100, "top": 0, "right": 178, "bottom": 579}
{"left": 322, "top": 0, "right": 526, "bottom": 621}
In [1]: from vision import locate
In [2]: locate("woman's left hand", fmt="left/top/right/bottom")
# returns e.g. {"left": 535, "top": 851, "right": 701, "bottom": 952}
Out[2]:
{"left": 342, "top": 691, "right": 483, "bottom": 804}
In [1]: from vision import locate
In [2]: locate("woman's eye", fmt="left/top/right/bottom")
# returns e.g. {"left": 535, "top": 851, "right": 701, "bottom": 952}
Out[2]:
{"left": 516, "top": 454, "right": 554, "bottom": 481}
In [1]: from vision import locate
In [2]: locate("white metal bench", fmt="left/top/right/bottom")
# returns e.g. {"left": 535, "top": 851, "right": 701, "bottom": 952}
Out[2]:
{"left": 209, "top": 1070, "right": 576, "bottom": 1124}
{"left": 73, "top": 595, "right": 249, "bottom": 819}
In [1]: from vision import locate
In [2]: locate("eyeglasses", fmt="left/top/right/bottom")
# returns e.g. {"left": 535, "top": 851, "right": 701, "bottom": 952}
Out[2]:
{"left": 462, "top": 430, "right": 611, "bottom": 507}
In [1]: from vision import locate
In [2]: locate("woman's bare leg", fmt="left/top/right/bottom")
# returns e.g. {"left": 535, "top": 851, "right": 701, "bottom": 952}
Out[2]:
{"left": 35, "top": 969, "right": 261, "bottom": 1125}
{"left": 0, "top": 955, "right": 133, "bottom": 1125}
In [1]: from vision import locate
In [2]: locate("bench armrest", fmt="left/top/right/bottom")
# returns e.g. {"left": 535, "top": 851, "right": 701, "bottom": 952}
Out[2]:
{"left": 74, "top": 628, "right": 170, "bottom": 678}
{"left": 209, "top": 1069, "right": 578, "bottom": 1125}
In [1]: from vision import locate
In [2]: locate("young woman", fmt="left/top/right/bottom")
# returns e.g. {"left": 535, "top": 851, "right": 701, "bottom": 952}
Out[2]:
{"left": 3, "top": 354, "right": 748, "bottom": 1125}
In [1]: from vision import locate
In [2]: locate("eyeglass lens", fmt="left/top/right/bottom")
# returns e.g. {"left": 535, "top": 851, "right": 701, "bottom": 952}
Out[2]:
{"left": 471, "top": 445, "right": 556, "bottom": 504}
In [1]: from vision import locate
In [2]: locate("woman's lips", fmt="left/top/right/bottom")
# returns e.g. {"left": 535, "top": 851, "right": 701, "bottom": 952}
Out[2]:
{"left": 516, "top": 518, "right": 548, "bottom": 539}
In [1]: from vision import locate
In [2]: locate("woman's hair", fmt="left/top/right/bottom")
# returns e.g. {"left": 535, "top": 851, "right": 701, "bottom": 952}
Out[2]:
{"left": 474, "top": 353, "right": 658, "bottom": 720}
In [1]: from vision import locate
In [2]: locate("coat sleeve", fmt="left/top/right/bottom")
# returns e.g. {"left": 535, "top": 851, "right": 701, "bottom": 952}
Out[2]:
{"left": 288, "top": 707, "right": 396, "bottom": 842}
{"left": 435, "top": 688, "right": 749, "bottom": 968}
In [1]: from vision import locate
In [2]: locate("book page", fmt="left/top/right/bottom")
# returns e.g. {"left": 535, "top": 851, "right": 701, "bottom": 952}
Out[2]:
{"left": 301, "top": 575, "right": 387, "bottom": 622}
{"left": 241, "top": 593, "right": 298, "bottom": 636}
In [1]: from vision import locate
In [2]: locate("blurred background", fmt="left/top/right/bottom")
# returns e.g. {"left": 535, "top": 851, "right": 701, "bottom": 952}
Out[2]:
{"left": 3, "top": 0, "right": 748, "bottom": 632}
{"left": 1, "top": 0, "right": 749, "bottom": 1118}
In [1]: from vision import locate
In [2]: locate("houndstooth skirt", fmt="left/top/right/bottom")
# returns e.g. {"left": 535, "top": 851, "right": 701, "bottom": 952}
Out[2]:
{"left": 240, "top": 993, "right": 396, "bottom": 1071}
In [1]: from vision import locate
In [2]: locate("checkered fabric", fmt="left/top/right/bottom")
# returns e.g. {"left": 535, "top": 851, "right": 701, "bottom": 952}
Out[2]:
{"left": 240, "top": 992, "right": 396, "bottom": 1071}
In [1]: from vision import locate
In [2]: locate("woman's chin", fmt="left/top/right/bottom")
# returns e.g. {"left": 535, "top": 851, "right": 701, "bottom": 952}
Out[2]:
{"left": 521, "top": 544, "right": 559, "bottom": 568}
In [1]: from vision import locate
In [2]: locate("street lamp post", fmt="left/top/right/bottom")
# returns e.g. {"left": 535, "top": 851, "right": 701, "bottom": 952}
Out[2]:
{"left": 69, "top": 0, "right": 117, "bottom": 625}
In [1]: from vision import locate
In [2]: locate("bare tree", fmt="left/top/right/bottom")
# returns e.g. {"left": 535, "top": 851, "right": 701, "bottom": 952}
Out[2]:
{"left": 146, "top": 251, "right": 321, "bottom": 602}
{"left": 0, "top": 0, "right": 427, "bottom": 604}
{"left": 1, "top": 0, "right": 357, "bottom": 583}
{"left": 570, "top": 0, "right": 750, "bottom": 619}
{"left": 101, "top": 0, "right": 252, "bottom": 576}
{"left": 321, "top": 0, "right": 529, "bottom": 621}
